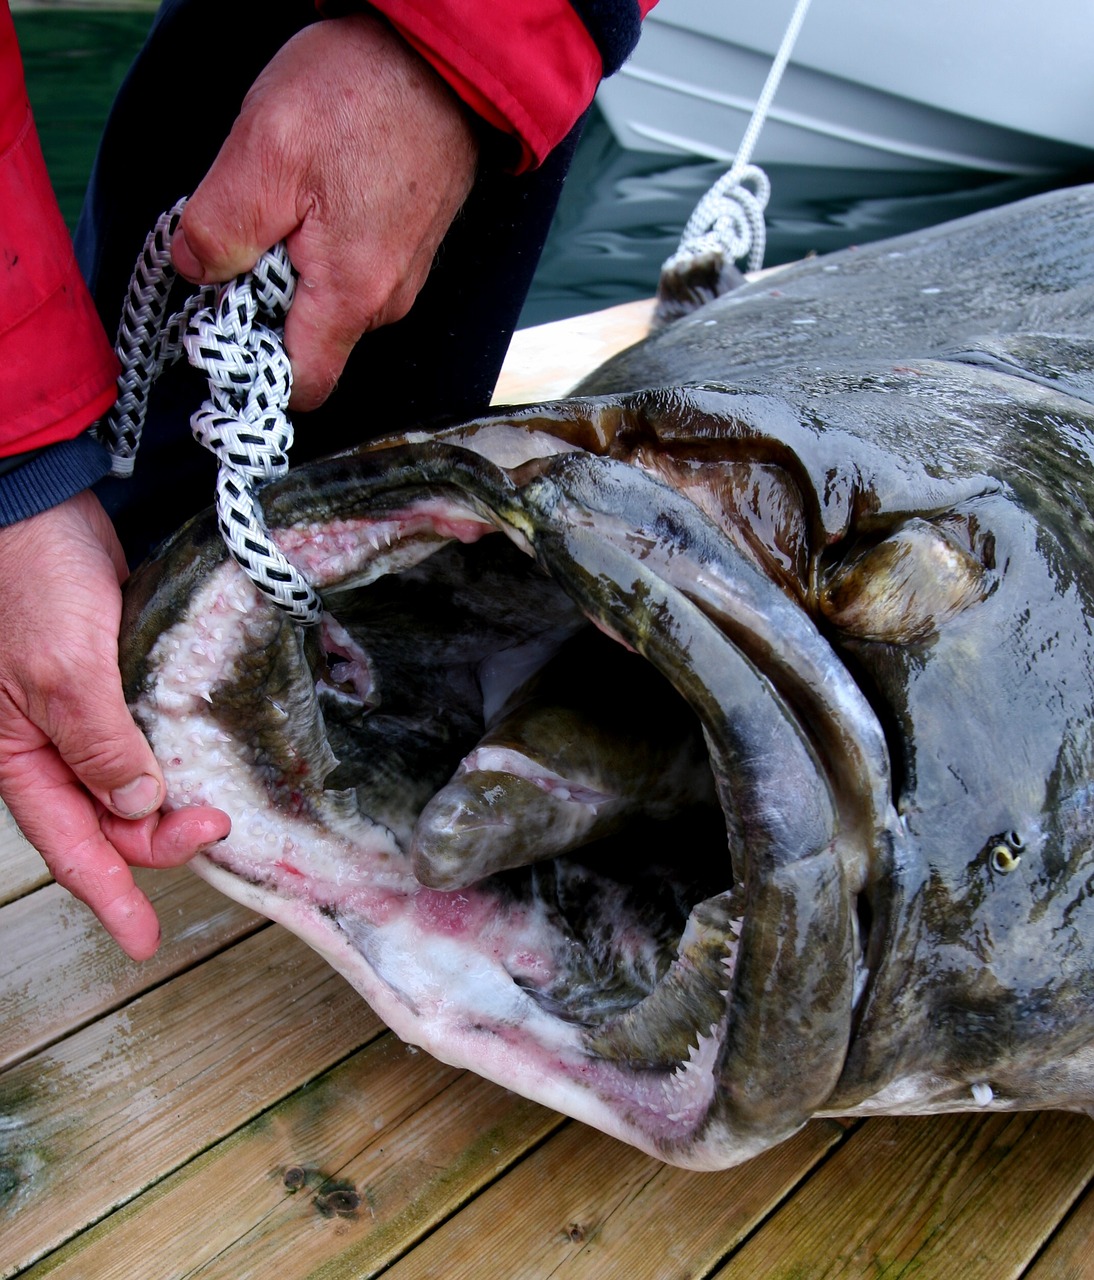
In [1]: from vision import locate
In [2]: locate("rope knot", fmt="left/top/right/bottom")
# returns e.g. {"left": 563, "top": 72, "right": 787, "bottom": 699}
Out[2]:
{"left": 655, "top": 0, "right": 813, "bottom": 325}
{"left": 97, "top": 201, "right": 322, "bottom": 624}
{"left": 667, "top": 163, "right": 771, "bottom": 276}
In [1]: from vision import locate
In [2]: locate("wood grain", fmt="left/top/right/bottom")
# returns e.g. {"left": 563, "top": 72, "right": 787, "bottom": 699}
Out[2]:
{"left": 0, "top": 928, "right": 381, "bottom": 1277}
{"left": 712, "top": 1111, "right": 1094, "bottom": 1279}
{"left": 1024, "top": 1182, "right": 1094, "bottom": 1279}
{"left": 381, "top": 1117, "right": 848, "bottom": 1280}
{"left": 22, "top": 1033, "right": 563, "bottom": 1280}
{"left": 0, "top": 804, "right": 49, "bottom": 906}
{"left": 492, "top": 298, "right": 655, "bottom": 405}
{"left": 0, "top": 868, "right": 263, "bottom": 1072}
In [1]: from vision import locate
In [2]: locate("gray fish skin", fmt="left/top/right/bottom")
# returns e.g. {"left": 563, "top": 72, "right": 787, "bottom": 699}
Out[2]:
{"left": 121, "top": 185, "right": 1094, "bottom": 1169}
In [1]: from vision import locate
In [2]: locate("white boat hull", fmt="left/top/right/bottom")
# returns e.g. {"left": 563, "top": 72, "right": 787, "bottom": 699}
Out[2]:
{"left": 598, "top": 0, "right": 1094, "bottom": 174}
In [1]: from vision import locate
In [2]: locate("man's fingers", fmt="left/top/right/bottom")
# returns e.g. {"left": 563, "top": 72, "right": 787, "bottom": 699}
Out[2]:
{"left": 280, "top": 214, "right": 426, "bottom": 409}
{"left": 170, "top": 220, "right": 226, "bottom": 285}
{"left": 173, "top": 186, "right": 287, "bottom": 285}
{"left": 0, "top": 493, "right": 168, "bottom": 822}
{"left": 6, "top": 748, "right": 232, "bottom": 959}
{"left": 282, "top": 275, "right": 369, "bottom": 411}
{"left": 0, "top": 493, "right": 230, "bottom": 962}
{"left": 5, "top": 770, "right": 163, "bottom": 961}
{"left": 102, "top": 804, "right": 232, "bottom": 867}
{"left": 59, "top": 849, "right": 161, "bottom": 962}
{"left": 29, "top": 643, "right": 165, "bottom": 818}
{"left": 172, "top": 12, "right": 477, "bottom": 405}
{"left": 35, "top": 668, "right": 167, "bottom": 820}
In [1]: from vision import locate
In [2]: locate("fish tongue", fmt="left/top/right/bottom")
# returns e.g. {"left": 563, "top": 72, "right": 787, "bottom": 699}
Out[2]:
{"left": 410, "top": 765, "right": 618, "bottom": 889}
{"left": 410, "top": 631, "right": 717, "bottom": 890}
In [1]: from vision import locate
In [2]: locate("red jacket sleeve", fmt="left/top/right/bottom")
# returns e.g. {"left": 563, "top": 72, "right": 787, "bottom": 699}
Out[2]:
{"left": 0, "top": 0, "right": 118, "bottom": 460}
{"left": 367, "top": 0, "right": 659, "bottom": 172}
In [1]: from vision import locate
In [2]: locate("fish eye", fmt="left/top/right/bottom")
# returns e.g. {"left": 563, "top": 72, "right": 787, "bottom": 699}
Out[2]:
{"left": 990, "top": 844, "right": 1022, "bottom": 874}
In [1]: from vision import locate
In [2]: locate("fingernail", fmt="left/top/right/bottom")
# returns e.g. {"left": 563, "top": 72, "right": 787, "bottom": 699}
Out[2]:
{"left": 111, "top": 774, "right": 162, "bottom": 818}
{"left": 171, "top": 225, "right": 206, "bottom": 283}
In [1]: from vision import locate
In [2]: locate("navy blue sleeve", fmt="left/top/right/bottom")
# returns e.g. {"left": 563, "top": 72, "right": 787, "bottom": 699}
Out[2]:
{"left": 567, "top": 0, "right": 644, "bottom": 75}
{"left": 0, "top": 434, "right": 113, "bottom": 527}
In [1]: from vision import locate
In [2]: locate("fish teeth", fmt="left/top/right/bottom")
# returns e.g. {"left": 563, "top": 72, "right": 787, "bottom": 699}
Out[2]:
{"left": 655, "top": 1025, "right": 725, "bottom": 1123}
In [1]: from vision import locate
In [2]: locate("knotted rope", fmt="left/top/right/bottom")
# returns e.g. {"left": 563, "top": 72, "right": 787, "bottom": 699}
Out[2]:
{"left": 98, "top": 199, "right": 322, "bottom": 624}
{"left": 657, "top": 0, "right": 813, "bottom": 322}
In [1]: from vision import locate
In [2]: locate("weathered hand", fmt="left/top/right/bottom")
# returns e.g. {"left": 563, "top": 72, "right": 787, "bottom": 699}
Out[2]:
{"left": 0, "top": 493, "right": 231, "bottom": 960}
{"left": 171, "top": 12, "right": 480, "bottom": 410}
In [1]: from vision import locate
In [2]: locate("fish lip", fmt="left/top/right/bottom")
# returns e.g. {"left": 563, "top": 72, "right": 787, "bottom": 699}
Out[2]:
{"left": 273, "top": 437, "right": 890, "bottom": 1142}
{"left": 515, "top": 449, "right": 895, "bottom": 863}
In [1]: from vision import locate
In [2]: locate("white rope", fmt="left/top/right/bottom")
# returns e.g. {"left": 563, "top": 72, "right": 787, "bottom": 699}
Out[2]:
{"left": 661, "top": 0, "right": 813, "bottom": 280}
{"left": 98, "top": 200, "right": 322, "bottom": 625}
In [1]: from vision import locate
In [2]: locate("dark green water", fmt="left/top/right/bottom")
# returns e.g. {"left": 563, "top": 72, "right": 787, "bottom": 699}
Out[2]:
{"left": 16, "top": 8, "right": 1087, "bottom": 329}
{"left": 525, "top": 109, "right": 1081, "bottom": 326}
{"left": 14, "top": 10, "right": 154, "bottom": 227}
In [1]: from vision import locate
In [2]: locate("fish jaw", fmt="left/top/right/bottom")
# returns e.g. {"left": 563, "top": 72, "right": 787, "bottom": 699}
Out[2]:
{"left": 123, "top": 437, "right": 893, "bottom": 1169}
{"left": 131, "top": 547, "right": 747, "bottom": 1166}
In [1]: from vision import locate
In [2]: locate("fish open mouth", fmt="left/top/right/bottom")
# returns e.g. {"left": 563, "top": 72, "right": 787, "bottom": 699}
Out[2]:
{"left": 123, "top": 412, "right": 895, "bottom": 1169}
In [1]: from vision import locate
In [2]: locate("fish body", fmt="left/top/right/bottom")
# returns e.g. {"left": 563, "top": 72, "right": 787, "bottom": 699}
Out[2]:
{"left": 121, "top": 185, "right": 1094, "bottom": 1169}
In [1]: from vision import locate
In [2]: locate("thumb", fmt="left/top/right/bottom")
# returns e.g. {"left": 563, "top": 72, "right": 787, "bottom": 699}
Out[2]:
{"left": 172, "top": 122, "right": 299, "bottom": 284}
{"left": 0, "top": 491, "right": 168, "bottom": 821}
{"left": 43, "top": 668, "right": 166, "bottom": 819}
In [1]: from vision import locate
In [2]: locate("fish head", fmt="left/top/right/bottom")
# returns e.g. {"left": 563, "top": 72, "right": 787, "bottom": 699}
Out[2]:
{"left": 435, "top": 363, "right": 1094, "bottom": 1125}
{"left": 121, "top": 412, "right": 873, "bottom": 1168}
{"left": 120, "top": 193, "right": 1094, "bottom": 1168}
{"left": 120, "top": 369, "right": 1094, "bottom": 1166}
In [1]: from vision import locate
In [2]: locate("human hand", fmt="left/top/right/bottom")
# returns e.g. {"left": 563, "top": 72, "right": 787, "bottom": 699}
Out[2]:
{"left": 0, "top": 492, "right": 231, "bottom": 960}
{"left": 171, "top": 12, "right": 480, "bottom": 411}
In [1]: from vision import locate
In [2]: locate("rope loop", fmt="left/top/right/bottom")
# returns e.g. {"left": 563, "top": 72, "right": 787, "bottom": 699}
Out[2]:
{"left": 97, "top": 199, "right": 322, "bottom": 624}
{"left": 667, "top": 162, "right": 770, "bottom": 276}
{"left": 214, "top": 468, "right": 321, "bottom": 617}
{"left": 657, "top": 0, "right": 812, "bottom": 318}
{"left": 100, "top": 203, "right": 217, "bottom": 476}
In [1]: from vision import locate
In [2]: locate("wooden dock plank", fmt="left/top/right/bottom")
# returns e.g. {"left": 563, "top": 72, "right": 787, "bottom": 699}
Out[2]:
{"left": 190, "top": 1076, "right": 560, "bottom": 1280}
{"left": 0, "top": 804, "right": 49, "bottom": 906}
{"left": 492, "top": 297, "right": 655, "bottom": 404}
{"left": 711, "top": 1111, "right": 1094, "bottom": 1279}
{"left": 1024, "top": 1182, "right": 1094, "bottom": 1279}
{"left": 380, "top": 1115, "right": 848, "bottom": 1280}
{"left": 22, "top": 1033, "right": 562, "bottom": 1280}
{"left": 1, "top": 868, "right": 263, "bottom": 1072}
{"left": 0, "top": 928, "right": 382, "bottom": 1277}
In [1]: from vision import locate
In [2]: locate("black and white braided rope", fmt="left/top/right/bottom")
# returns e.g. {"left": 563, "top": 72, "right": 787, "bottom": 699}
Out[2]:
{"left": 97, "top": 200, "right": 322, "bottom": 624}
